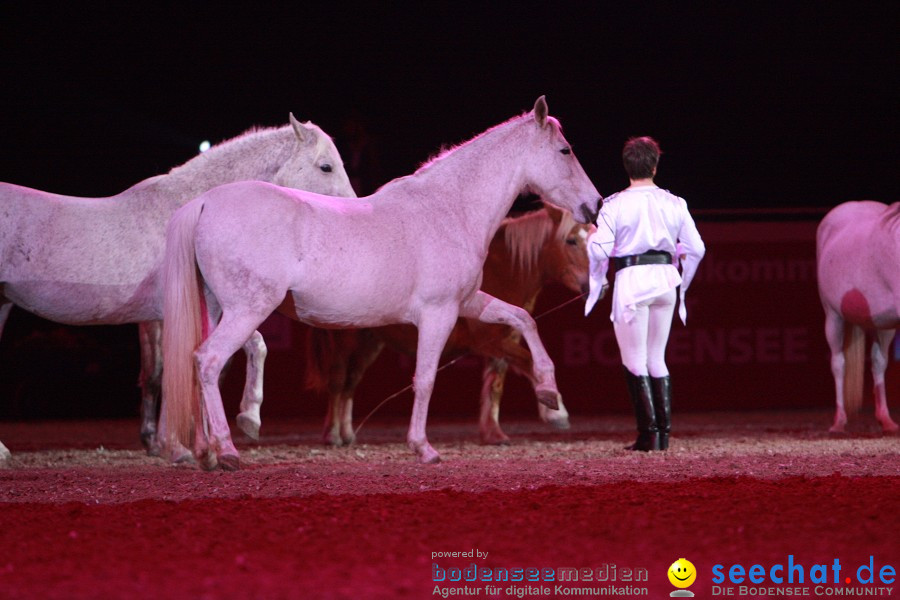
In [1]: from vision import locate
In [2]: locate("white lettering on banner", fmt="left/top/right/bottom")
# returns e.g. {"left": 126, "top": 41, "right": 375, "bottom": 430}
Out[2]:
{"left": 563, "top": 327, "right": 810, "bottom": 367}
{"left": 694, "top": 255, "right": 816, "bottom": 284}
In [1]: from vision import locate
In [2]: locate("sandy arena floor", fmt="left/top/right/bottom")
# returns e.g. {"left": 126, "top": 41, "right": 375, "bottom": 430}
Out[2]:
{"left": 1, "top": 411, "right": 898, "bottom": 599}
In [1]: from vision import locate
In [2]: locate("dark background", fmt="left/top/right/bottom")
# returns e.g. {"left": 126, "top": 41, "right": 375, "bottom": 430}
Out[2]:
{"left": 3, "top": 2, "right": 896, "bottom": 205}
{"left": 0, "top": 2, "right": 896, "bottom": 419}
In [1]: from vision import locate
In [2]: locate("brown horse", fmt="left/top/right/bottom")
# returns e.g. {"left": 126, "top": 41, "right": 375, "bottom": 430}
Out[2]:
{"left": 303, "top": 206, "right": 594, "bottom": 446}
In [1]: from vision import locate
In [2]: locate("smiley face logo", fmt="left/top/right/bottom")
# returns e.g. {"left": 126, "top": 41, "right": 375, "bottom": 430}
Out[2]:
{"left": 668, "top": 558, "right": 697, "bottom": 588}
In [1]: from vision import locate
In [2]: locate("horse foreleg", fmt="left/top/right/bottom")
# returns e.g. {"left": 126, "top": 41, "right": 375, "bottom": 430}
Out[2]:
{"left": 538, "top": 393, "right": 571, "bottom": 429}
{"left": 871, "top": 329, "right": 899, "bottom": 432}
{"left": 479, "top": 358, "right": 511, "bottom": 445}
{"left": 408, "top": 310, "right": 458, "bottom": 464}
{"left": 235, "top": 330, "right": 267, "bottom": 441}
{"left": 137, "top": 321, "right": 163, "bottom": 455}
{"left": 461, "top": 291, "right": 560, "bottom": 410}
{"left": 487, "top": 333, "right": 571, "bottom": 430}
{"left": 824, "top": 310, "right": 848, "bottom": 433}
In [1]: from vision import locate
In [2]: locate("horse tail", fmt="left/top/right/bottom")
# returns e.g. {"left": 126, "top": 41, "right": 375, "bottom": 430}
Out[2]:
{"left": 161, "top": 199, "right": 207, "bottom": 449}
{"left": 843, "top": 323, "right": 865, "bottom": 416}
{"left": 304, "top": 328, "right": 336, "bottom": 392}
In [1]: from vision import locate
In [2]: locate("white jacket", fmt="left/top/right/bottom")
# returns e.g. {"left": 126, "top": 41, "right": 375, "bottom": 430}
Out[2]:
{"left": 585, "top": 186, "right": 705, "bottom": 323}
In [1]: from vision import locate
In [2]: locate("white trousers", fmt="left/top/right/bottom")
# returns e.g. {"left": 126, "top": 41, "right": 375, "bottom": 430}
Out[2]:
{"left": 613, "top": 288, "right": 677, "bottom": 378}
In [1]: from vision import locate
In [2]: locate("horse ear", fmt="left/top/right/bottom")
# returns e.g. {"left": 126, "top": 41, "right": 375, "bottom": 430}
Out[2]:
{"left": 289, "top": 112, "right": 315, "bottom": 145}
{"left": 533, "top": 95, "right": 548, "bottom": 128}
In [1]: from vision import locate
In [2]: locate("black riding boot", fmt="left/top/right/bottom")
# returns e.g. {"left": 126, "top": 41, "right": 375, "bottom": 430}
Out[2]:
{"left": 623, "top": 368, "right": 659, "bottom": 451}
{"left": 651, "top": 375, "right": 672, "bottom": 451}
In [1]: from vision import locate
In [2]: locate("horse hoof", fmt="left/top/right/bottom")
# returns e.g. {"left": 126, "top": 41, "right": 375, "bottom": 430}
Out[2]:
{"left": 0, "top": 444, "right": 11, "bottom": 462}
{"left": 480, "top": 431, "right": 511, "bottom": 446}
{"left": 141, "top": 433, "right": 159, "bottom": 455}
{"left": 341, "top": 433, "right": 357, "bottom": 446}
{"left": 412, "top": 443, "right": 441, "bottom": 464}
{"left": 545, "top": 415, "right": 571, "bottom": 430}
{"left": 236, "top": 413, "right": 260, "bottom": 441}
{"left": 219, "top": 454, "right": 241, "bottom": 471}
{"left": 482, "top": 437, "right": 511, "bottom": 447}
{"left": 419, "top": 453, "right": 442, "bottom": 465}
{"left": 536, "top": 387, "right": 561, "bottom": 411}
{"left": 167, "top": 444, "right": 195, "bottom": 465}
{"left": 199, "top": 453, "right": 219, "bottom": 471}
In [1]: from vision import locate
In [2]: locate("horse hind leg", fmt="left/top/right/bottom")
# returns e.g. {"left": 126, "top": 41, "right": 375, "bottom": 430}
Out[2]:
{"left": 195, "top": 312, "right": 269, "bottom": 470}
{"left": 235, "top": 330, "right": 267, "bottom": 441}
{"left": 824, "top": 310, "right": 849, "bottom": 433}
{"left": 871, "top": 329, "right": 899, "bottom": 432}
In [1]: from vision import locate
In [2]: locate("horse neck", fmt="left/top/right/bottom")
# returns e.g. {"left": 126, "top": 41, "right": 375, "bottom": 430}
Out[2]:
{"left": 399, "top": 119, "right": 531, "bottom": 245}
{"left": 152, "top": 127, "right": 294, "bottom": 208}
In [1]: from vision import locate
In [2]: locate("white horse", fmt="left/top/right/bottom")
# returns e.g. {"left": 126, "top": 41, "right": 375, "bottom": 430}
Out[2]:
{"left": 817, "top": 200, "right": 900, "bottom": 433}
{"left": 0, "top": 115, "right": 354, "bottom": 462}
{"left": 161, "top": 96, "right": 601, "bottom": 469}
{"left": 303, "top": 206, "right": 593, "bottom": 447}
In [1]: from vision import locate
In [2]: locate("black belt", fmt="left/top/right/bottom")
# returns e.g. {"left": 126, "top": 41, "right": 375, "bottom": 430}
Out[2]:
{"left": 614, "top": 250, "right": 672, "bottom": 270}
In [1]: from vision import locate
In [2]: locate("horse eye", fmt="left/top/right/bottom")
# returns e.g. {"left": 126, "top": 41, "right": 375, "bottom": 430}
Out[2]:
{"left": 566, "top": 238, "right": 577, "bottom": 246}
{"left": 320, "top": 164, "right": 333, "bottom": 173}
{"left": 560, "top": 147, "right": 571, "bottom": 155}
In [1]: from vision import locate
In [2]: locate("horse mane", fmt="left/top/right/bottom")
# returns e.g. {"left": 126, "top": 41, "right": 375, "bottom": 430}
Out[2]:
{"left": 415, "top": 112, "right": 562, "bottom": 174}
{"left": 165, "top": 120, "right": 336, "bottom": 179}
{"left": 881, "top": 201, "right": 900, "bottom": 230}
{"left": 501, "top": 206, "right": 576, "bottom": 273}
{"left": 370, "top": 109, "right": 561, "bottom": 197}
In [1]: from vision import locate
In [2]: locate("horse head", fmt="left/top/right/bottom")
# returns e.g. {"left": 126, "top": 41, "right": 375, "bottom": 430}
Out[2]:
{"left": 522, "top": 96, "right": 601, "bottom": 224}
{"left": 274, "top": 114, "right": 356, "bottom": 198}
{"left": 544, "top": 205, "right": 595, "bottom": 295}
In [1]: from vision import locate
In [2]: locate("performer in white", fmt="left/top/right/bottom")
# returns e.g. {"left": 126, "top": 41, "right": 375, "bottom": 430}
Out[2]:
{"left": 585, "top": 137, "right": 705, "bottom": 451}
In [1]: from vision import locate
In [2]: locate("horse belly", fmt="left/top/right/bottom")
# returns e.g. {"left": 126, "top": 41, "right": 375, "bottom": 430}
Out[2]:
{"left": 284, "top": 260, "right": 416, "bottom": 328}
{"left": 287, "top": 285, "right": 410, "bottom": 328}
{"left": 2, "top": 279, "right": 160, "bottom": 325}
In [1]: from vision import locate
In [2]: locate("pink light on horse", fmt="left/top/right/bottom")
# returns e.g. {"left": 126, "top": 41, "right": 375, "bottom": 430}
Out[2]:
{"left": 816, "top": 200, "right": 900, "bottom": 433}
{"left": 0, "top": 116, "right": 354, "bottom": 463}
{"left": 160, "top": 96, "right": 602, "bottom": 469}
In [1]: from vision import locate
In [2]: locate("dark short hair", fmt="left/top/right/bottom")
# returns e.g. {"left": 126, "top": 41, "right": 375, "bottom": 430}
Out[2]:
{"left": 622, "top": 136, "right": 661, "bottom": 179}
